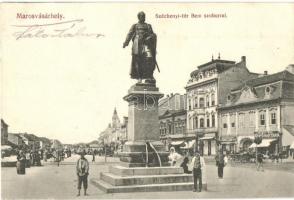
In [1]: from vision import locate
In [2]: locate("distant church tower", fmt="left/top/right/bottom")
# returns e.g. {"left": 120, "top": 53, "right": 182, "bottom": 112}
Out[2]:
{"left": 112, "top": 107, "right": 121, "bottom": 129}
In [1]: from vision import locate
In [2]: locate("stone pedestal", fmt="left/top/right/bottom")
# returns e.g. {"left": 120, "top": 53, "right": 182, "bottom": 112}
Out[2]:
{"left": 119, "top": 82, "right": 169, "bottom": 167}
{"left": 93, "top": 82, "right": 207, "bottom": 193}
{"left": 91, "top": 165, "right": 208, "bottom": 193}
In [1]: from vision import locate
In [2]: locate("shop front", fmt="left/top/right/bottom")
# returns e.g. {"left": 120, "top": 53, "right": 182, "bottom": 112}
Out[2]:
{"left": 199, "top": 133, "right": 217, "bottom": 156}
{"left": 237, "top": 136, "right": 254, "bottom": 152}
{"left": 249, "top": 131, "right": 281, "bottom": 155}
{"left": 219, "top": 136, "right": 237, "bottom": 154}
{"left": 169, "top": 139, "right": 186, "bottom": 153}
{"left": 282, "top": 126, "right": 294, "bottom": 157}
{"left": 180, "top": 139, "right": 196, "bottom": 155}
{"left": 290, "top": 142, "right": 294, "bottom": 159}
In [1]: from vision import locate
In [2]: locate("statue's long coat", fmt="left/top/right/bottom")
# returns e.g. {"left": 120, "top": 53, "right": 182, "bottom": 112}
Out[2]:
{"left": 124, "top": 22, "right": 156, "bottom": 79}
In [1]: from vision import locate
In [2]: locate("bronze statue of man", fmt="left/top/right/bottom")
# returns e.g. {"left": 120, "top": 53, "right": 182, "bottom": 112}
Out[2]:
{"left": 123, "top": 11, "right": 159, "bottom": 83}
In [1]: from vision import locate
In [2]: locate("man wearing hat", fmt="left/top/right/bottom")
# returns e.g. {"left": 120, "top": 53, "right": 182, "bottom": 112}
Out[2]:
{"left": 76, "top": 151, "right": 89, "bottom": 196}
{"left": 191, "top": 150, "right": 205, "bottom": 192}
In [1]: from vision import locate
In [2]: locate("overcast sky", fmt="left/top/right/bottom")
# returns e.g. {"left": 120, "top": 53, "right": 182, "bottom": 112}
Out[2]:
{"left": 1, "top": 3, "right": 294, "bottom": 144}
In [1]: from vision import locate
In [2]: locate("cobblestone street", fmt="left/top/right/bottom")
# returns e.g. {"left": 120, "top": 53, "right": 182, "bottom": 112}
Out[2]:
{"left": 2, "top": 155, "right": 294, "bottom": 199}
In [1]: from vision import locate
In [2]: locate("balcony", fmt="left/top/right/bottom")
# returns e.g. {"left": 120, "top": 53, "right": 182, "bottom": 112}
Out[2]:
{"left": 193, "top": 108, "right": 206, "bottom": 115}
{"left": 186, "top": 127, "right": 217, "bottom": 135}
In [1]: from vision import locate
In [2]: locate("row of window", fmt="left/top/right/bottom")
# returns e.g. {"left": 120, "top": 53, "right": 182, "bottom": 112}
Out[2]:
{"left": 189, "top": 114, "right": 216, "bottom": 129}
{"left": 188, "top": 94, "right": 216, "bottom": 110}
{"left": 192, "top": 69, "right": 217, "bottom": 81}
{"left": 222, "top": 112, "right": 277, "bottom": 128}
{"left": 160, "top": 120, "right": 186, "bottom": 135}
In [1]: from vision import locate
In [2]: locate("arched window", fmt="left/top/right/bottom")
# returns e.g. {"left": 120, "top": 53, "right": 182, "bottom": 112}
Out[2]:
{"left": 227, "top": 95, "right": 231, "bottom": 101}
{"left": 200, "top": 118, "right": 204, "bottom": 128}
{"left": 207, "top": 118, "right": 210, "bottom": 127}
{"left": 265, "top": 86, "right": 271, "bottom": 96}
{"left": 211, "top": 93, "right": 215, "bottom": 106}
{"left": 206, "top": 95, "right": 210, "bottom": 107}
{"left": 195, "top": 117, "right": 198, "bottom": 129}
{"left": 259, "top": 110, "right": 266, "bottom": 126}
{"left": 212, "top": 114, "right": 215, "bottom": 127}
{"left": 189, "top": 116, "right": 192, "bottom": 130}
{"left": 270, "top": 108, "right": 277, "bottom": 125}
{"left": 194, "top": 97, "right": 198, "bottom": 108}
{"left": 168, "top": 123, "right": 172, "bottom": 134}
{"left": 188, "top": 99, "right": 191, "bottom": 110}
{"left": 199, "top": 98, "right": 205, "bottom": 108}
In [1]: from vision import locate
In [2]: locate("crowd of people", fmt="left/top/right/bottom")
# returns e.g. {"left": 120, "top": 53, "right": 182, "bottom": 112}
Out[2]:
{"left": 16, "top": 147, "right": 73, "bottom": 175}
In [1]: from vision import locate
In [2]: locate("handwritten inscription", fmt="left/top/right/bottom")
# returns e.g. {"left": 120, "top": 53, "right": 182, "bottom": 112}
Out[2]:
{"left": 12, "top": 19, "right": 105, "bottom": 40}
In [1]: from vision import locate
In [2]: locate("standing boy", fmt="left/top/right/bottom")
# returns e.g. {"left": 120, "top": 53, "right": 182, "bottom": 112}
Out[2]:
{"left": 76, "top": 151, "right": 89, "bottom": 196}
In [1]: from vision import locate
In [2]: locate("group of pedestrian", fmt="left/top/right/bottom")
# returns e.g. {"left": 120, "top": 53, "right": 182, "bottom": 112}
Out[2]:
{"left": 16, "top": 149, "right": 44, "bottom": 175}
{"left": 169, "top": 147, "right": 229, "bottom": 193}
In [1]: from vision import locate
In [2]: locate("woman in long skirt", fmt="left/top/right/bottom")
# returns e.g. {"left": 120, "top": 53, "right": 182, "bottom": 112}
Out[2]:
{"left": 16, "top": 151, "right": 26, "bottom": 175}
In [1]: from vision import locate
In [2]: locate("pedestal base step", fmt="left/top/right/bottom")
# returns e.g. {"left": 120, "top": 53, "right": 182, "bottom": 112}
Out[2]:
{"left": 109, "top": 165, "right": 184, "bottom": 176}
{"left": 101, "top": 172, "right": 193, "bottom": 186}
{"left": 91, "top": 178, "right": 208, "bottom": 193}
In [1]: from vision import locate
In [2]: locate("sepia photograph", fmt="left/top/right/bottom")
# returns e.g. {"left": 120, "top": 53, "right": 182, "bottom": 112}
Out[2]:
{"left": 1, "top": 2, "right": 294, "bottom": 199}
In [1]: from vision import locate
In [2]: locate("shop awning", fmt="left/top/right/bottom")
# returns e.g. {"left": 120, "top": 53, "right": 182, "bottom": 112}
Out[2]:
{"left": 290, "top": 141, "right": 294, "bottom": 149}
{"left": 171, "top": 141, "right": 184, "bottom": 146}
{"left": 199, "top": 136, "right": 215, "bottom": 140}
{"left": 1, "top": 145, "right": 12, "bottom": 150}
{"left": 180, "top": 140, "right": 195, "bottom": 149}
{"left": 249, "top": 139, "right": 276, "bottom": 148}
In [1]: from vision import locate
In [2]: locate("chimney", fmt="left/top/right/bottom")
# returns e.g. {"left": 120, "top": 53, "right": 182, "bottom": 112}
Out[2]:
{"left": 264, "top": 71, "right": 268, "bottom": 75}
{"left": 241, "top": 56, "right": 246, "bottom": 63}
{"left": 171, "top": 93, "right": 174, "bottom": 97}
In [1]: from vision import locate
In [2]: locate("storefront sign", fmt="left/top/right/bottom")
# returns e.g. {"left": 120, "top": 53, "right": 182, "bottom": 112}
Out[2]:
{"left": 254, "top": 131, "right": 280, "bottom": 138}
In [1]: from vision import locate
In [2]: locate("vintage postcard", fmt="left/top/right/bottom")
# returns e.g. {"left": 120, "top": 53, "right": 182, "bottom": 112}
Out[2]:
{"left": 1, "top": 2, "right": 294, "bottom": 199}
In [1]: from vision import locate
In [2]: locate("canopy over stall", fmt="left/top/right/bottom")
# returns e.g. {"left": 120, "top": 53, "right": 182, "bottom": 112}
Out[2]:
{"left": 249, "top": 139, "right": 276, "bottom": 148}
{"left": 180, "top": 140, "right": 196, "bottom": 149}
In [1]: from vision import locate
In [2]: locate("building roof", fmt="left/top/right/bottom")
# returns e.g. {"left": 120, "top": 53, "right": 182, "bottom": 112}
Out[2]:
{"left": 190, "top": 59, "right": 236, "bottom": 77}
{"left": 283, "top": 125, "right": 294, "bottom": 137}
{"left": 159, "top": 93, "right": 186, "bottom": 116}
{"left": 8, "top": 133, "right": 22, "bottom": 138}
{"left": 159, "top": 109, "right": 186, "bottom": 119}
{"left": 1, "top": 119, "right": 8, "bottom": 127}
{"left": 219, "top": 70, "right": 294, "bottom": 109}
{"left": 232, "top": 70, "right": 294, "bottom": 91}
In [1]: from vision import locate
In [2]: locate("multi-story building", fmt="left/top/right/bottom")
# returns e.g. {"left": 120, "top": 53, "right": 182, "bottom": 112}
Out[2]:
{"left": 8, "top": 133, "right": 24, "bottom": 147}
{"left": 98, "top": 108, "right": 128, "bottom": 148}
{"left": 185, "top": 56, "right": 258, "bottom": 156}
{"left": 218, "top": 65, "right": 294, "bottom": 155}
{"left": 158, "top": 93, "right": 187, "bottom": 150}
{"left": 1, "top": 119, "right": 9, "bottom": 145}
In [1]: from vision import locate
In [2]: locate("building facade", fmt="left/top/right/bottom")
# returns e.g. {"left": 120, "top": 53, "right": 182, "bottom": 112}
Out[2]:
{"left": 218, "top": 65, "right": 294, "bottom": 155}
{"left": 98, "top": 108, "right": 128, "bottom": 150}
{"left": 7, "top": 133, "right": 24, "bottom": 147}
{"left": 185, "top": 56, "right": 258, "bottom": 156}
{"left": 1, "top": 119, "right": 9, "bottom": 145}
{"left": 158, "top": 94, "right": 187, "bottom": 151}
